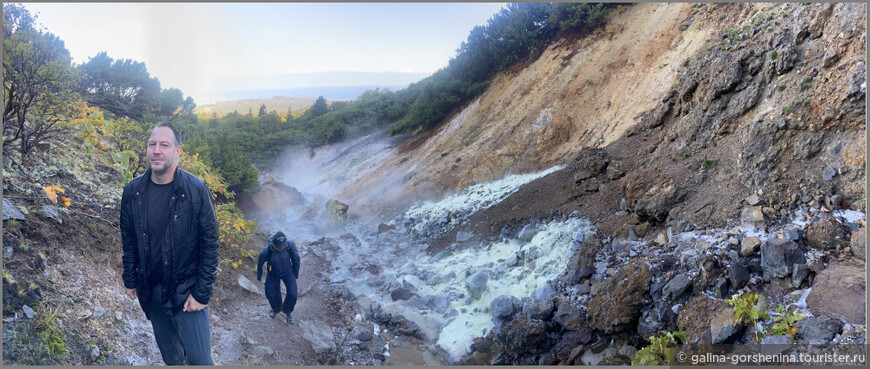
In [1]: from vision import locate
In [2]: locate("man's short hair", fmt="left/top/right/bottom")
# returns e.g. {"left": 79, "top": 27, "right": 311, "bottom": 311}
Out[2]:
{"left": 154, "top": 121, "right": 182, "bottom": 146}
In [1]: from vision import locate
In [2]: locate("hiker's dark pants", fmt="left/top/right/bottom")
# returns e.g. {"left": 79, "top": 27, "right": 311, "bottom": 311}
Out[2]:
{"left": 265, "top": 273, "right": 297, "bottom": 314}
{"left": 147, "top": 284, "right": 214, "bottom": 365}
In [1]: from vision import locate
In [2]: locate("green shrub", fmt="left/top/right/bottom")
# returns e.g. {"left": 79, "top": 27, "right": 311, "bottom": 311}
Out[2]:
{"left": 726, "top": 292, "right": 770, "bottom": 341}
{"left": 800, "top": 76, "right": 813, "bottom": 91}
{"left": 782, "top": 105, "right": 792, "bottom": 115}
{"left": 679, "top": 24, "right": 688, "bottom": 31}
{"left": 770, "top": 50, "right": 778, "bottom": 59}
{"left": 776, "top": 84, "right": 786, "bottom": 91}
{"left": 769, "top": 305, "right": 803, "bottom": 336}
{"left": 725, "top": 28, "right": 740, "bottom": 44}
{"left": 632, "top": 330, "right": 687, "bottom": 365}
{"left": 702, "top": 159, "right": 715, "bottom": 168}
{"left": 681, "top": 152, "right": 691, "bottom": 158}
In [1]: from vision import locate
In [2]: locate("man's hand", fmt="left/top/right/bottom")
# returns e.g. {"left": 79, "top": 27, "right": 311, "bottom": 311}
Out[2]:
{"left": 183, "top": 294, "right": 207, "bottom": 312}
{"left": 125, "top": 288, "right": 137, "bottom": 300}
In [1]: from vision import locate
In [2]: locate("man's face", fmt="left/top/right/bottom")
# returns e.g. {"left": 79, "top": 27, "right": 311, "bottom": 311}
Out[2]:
{"left": 146, "top": 127, "right": 180, "bottom": 175}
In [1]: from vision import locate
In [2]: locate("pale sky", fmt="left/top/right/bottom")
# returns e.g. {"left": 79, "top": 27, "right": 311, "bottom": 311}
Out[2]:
{"left": 20, "top": 2, "right": 506, "bottom": 104}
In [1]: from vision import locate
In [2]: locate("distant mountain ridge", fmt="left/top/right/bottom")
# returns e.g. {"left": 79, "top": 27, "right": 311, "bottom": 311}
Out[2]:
{"left": 194, "top": 96, "right": 319, "bottom": 118}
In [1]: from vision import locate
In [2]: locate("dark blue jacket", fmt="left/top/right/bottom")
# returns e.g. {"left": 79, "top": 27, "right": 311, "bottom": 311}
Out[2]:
{"left": 257, "top": 238, "right": 300, "bottom": 281}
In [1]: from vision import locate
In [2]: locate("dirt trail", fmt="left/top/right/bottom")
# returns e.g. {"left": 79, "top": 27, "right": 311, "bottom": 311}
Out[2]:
{"left": 209, "top": 239, "right": 338, "bottom": 365}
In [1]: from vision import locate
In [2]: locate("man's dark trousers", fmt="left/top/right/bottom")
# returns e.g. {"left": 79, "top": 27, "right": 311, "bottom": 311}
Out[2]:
{"left": 147, "top": 284, "right": 214, "bottom": 365}
{"left": 265, "top": 273, "right": 297, "bottom": 314}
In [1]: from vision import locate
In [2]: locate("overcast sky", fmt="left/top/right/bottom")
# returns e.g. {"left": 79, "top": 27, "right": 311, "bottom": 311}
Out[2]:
{"left": 21, "top": 2, "right": 506, "bottom": 104}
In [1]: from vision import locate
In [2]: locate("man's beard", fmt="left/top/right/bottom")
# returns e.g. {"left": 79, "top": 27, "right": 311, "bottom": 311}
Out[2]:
{"left": 151, "top": 159, "right": 174, "bottom": 176}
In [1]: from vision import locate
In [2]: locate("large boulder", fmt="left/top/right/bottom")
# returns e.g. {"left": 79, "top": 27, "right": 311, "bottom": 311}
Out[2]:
{"left": 586, "top": 261, "right": 651, "bottom": 333}
{"left": 250, "top": 180, "right": 306, "bottom": 213}
{"left": 299, "top": 320, "right": 336, "bottom": 355}
{"left": 709, "top": 306, "right": 742, "bottom": 344}
{"left": 795, "top": 317, "right": 844, "bottom": 344}
{"left": 571, "top": 148, "right": 609, "bottom": 184}
{"left": 661, "top": 273, "right": 692, "bottom": 302}
{"left": 761, "top": 238, "right": 806, "bottom": 279}
{"left": 553, "top": 301, "right": 586, "bottom": 331}
{"left": 565, "top": 236, "right": 602, "bottom": 283}
{"left": 806, "top": 259, "right": 865, "bottom": 324}
{"left": 325, "top": 199, "right": 349, "bottom": 223}
{"left": 545, "top": 330, "right": 593, "bottom": 365}
{"left": 677, "top": 295, "right": 734, "bottom": 344}
{"left": 806, "top": 218, "right": 848, "bottom": 251}
{"left": 850, "top": 228, "right": 865, "bottom": 260}
{"left": 524, "top": 298, "right": 555, "bottom": 321}
{"left": 500, "top": 316, "right": 548, "bottom": 355}
{"left": 465, "top": 271, "right": 488, "bottom": 299}
{"left": 490, "top": 295, "right": 521, "bottom": 320}
{"left": 623, "top": 174, "right": 686, "bottom": 223}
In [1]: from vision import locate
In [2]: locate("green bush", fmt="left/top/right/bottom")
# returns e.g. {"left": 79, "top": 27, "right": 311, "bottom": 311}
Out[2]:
{"left": 770, "top": 50, "right": 778, "bottom": 59}
{"left": 632, "top": 330, "right": 687, "bottom": 365}
{"left": 726, "top": 292, "right": 769, "bottom": 341}
{"left": 769, "top": 305, "right": 803, "bottom": 336}
{"left": 782, "top": 105, "right": 792, "bottom": 115}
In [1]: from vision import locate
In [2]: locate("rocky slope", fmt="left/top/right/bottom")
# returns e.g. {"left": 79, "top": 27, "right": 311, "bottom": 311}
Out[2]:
{"left": 262, "top": 2, "right": 865, "bottom": 365}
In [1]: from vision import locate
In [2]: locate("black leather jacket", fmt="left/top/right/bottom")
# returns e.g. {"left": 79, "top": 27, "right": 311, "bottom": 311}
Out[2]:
{"left": 120, "top": 167, "right": 220, "bottom": 318}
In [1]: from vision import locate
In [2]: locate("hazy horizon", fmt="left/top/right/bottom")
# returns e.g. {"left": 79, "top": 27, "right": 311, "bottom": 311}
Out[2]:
{"left": 200, "top": 84, "right": 414, "bottom": 106}
{"left": 20, "top": 2, "right": 507, "bottom": 106}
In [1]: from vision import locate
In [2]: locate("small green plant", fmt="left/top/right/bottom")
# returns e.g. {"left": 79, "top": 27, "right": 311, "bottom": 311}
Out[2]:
{"left": 681, "top": 152, "right": 691, "bottom": 159}
{"left": 585, "top": 79, "right": 595, "bottom": 86}
{"left": 746, "top": 56, "right": 756, "bottom": 64}
{"left": 632, "top": 330, "right": 687, "bottom": 365}
{"left": 726, "top": 292, "right": 770, "bottom": 341}
{"left": 725, "top": 28, "right": 740, "bottom": 44}
{"left": 776, "top": 84, "right": 786, "bottom": 91}
{"left": 793, "top": 97, "right": 809, "bottom": 108}
{"left": 770, "top": 50, "right": 778, "bottom": 59}
{"left": 706, "top": 45, "right": 714, "bottom": 52}
{"left": 679, "top": 24, "right": 688, "bottom": 32}
{"left": 35, "top": 305, "right": 68, "bottom": 359}
{"left": 801, "top": 76, "right": 813, "bottom": 91}
{"left": 782, "top": 105, "right": 792, "bottom": 115}
{"left": 769, "top": 305, "right": 803, "bottom": 336}
{"left": 19, "top": 243, "right": 29, "bottom": 251}
{"left": 702, "top": 159, "right": 715, "bottom": 168}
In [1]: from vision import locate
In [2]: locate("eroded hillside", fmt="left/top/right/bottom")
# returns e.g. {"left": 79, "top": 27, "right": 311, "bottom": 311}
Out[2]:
{"left": 335, "top": 2, "right": 865, "bottom": 230}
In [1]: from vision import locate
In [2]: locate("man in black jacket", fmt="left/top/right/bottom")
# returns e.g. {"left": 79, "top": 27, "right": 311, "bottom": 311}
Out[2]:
{"left": 120, "top": 121, "right": 219, "bottom": 365}
{"left": 257, "top": 231, "right": 301, "bottom": 325}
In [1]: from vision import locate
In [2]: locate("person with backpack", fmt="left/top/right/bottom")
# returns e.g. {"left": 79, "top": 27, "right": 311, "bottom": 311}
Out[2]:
{"left": 257, "top": 231, "right": 301, "bottom": 324}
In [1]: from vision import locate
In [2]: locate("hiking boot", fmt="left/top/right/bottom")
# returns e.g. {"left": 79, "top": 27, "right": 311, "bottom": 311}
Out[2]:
{"left": 269, "top": 311, "right": 277, "bottom": 319}
{"left": 285, "top": 313, "right": 295, "bottom": 325}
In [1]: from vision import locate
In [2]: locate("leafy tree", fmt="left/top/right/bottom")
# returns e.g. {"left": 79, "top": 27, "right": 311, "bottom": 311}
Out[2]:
{"left": 258, "top": 103, "right": 266, "bottom": 117}
{"left": 3, "top": 3, "right": 81, "bottom": 160}
{"left": 310, "top": 96, "right": 328, "bottom": 117}
{"left": 158, "top": 88, "right": 196, "bottom": 121}
{"left": 77, "top": 52, "right": 161, "bottom": 121}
